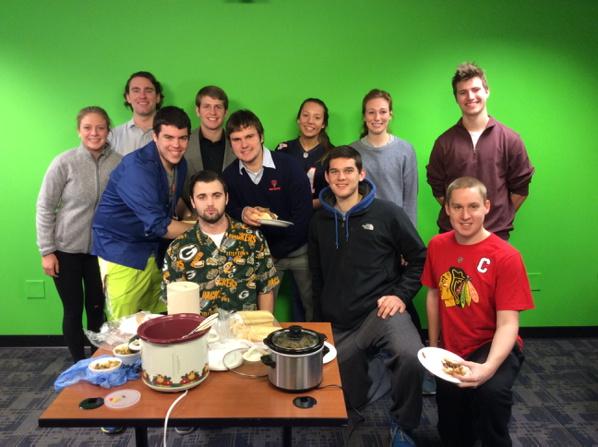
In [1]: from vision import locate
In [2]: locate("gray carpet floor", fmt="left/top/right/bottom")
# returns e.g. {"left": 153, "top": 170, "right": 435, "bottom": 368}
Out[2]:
{"left": 1, "top": 337, "right": 596, "bottom": 446}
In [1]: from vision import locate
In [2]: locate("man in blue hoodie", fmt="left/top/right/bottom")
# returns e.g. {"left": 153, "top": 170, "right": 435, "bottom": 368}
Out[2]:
{"left": 308, "top": 146, "right": 426, "bottom": 447}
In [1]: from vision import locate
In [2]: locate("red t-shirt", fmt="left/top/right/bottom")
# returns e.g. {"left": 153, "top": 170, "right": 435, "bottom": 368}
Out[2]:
{"left": 421, "top": 231, "right": 534, "bottom": 358}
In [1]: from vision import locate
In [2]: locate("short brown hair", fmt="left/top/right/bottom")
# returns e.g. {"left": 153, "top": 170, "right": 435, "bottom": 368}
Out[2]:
{"left": 189, "top": 170, "right": 228, "bottom": 198}
{"left": 445, "top": 176, "right": 488, "bottom": 203}
{"left": 451, "top": 62, "right": 488, "bottom": 96}
{"left": 225, "top": 109, "right": 264, "bottom": 140}
{"left": 195, "top": 85, "right": 228, "bottom": 109}
{"left": 323, "top": 145, "right": 363, "bottom": 173}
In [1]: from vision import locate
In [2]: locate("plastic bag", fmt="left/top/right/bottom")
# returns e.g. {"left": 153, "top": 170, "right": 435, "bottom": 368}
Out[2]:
{"left": 84, "top": 311, "right": 161, "bottom": 348}
{"left": 54, "top": 355, "right": 141, "bottom": 391}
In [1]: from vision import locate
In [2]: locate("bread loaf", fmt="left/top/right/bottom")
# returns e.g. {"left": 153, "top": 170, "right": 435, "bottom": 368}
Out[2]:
{"left": 236, "top": 310, "right": 275, "bottom": 325}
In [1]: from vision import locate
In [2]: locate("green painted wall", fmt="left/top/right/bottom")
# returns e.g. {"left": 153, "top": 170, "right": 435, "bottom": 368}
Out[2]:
{"left": 1, "top": 0, "right": 596, "bottom": 335}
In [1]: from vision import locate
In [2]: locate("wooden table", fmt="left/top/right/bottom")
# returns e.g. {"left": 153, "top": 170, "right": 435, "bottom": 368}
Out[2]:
{"left": 38, "top": 322, "right": 347, "bottom": 446}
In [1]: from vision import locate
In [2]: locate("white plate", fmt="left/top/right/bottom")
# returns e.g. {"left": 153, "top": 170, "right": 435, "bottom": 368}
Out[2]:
{"left": 208, "top": 340, "right": 250, "bottom": 371}
{"left": 417, "top": 347, "right": 466, "bottom": 384}
{"left": 258, "top": 219, "right": 294, "bottom": 228}
{"left": 323, "top": 341, "right": 337, "bottom": 364}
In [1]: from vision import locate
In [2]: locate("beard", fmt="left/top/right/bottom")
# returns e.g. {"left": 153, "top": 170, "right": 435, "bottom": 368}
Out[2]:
{"left": 198, "top": 208, "right": 225, "bottom": 224}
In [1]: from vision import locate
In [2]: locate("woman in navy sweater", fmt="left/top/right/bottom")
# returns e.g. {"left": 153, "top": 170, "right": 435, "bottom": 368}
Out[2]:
{"left": 276, "top": 98, "right": 334, "bottom": 209}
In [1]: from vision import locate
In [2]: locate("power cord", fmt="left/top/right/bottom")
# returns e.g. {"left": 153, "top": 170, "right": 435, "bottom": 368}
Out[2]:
{"left": 163, "top": 389, "right": 189, "bottom": 447}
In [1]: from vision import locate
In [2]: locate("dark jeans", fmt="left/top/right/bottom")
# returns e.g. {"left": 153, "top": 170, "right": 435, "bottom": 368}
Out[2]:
{"left": 436, "top": 343, "right": 524, "bottom": 447}
{"left": 53, "top": 251, "right": 105, "bottom": 362}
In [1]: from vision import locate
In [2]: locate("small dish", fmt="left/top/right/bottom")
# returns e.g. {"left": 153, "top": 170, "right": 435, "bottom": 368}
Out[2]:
{"left": 128, "top": 338, "right": 142, "bottom": 352}
{"left": 113, "top": 343, "right": 141, "bottom": 365}
{"left": 88, "top": 357, "right": 122, "bottom": 374}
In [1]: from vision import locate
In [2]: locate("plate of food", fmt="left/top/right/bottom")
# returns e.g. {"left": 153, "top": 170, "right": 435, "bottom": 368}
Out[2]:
{"left": 417, "top": 347, "right": 471, "bottom": 384}
{"left": 255, "top": 208, "right": 294, "bottom": 227}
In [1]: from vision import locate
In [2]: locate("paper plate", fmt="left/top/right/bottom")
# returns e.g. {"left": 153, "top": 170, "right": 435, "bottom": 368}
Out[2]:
{"left": 417, "top": 347, "right": 467, "bottom": 384}
{"left": 208, "top": 340, "right": 250, "bottom": 371}
{"left": 323, "top": 342, "right": 337, "bottom": 364}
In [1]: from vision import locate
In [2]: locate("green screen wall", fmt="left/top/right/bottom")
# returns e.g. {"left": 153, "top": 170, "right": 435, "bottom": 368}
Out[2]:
{"left": 1, "top": 0, "right": 596, "bottom": 335}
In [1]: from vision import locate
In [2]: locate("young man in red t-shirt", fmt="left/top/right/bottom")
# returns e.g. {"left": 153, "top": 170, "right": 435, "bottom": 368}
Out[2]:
{"left": 421, "top": 176, "right": 534, "bottom": 446}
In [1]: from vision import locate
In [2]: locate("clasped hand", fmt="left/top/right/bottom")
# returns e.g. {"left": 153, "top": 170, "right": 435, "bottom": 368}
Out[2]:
{"left": 376, "top": 295, "right": 406, "bottom": 319}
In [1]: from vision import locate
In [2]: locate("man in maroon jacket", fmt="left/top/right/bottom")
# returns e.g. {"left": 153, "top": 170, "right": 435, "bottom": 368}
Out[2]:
{"left": 426, "top": 62, "right": 534, "bottom": 240}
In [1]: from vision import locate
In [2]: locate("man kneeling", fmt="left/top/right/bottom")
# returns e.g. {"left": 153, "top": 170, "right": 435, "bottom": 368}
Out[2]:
{"left": 422, "top": 176, "right": 534, "bottom": 446}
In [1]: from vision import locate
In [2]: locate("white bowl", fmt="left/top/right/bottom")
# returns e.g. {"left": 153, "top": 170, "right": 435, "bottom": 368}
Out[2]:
{"left": 88, "top": 357, "right": 122, "bottom": 374}
{"left": 113, "top": 343, "right": 141, "bottom": 365}
{"left": 128, "top": 339, "right": 142, "bottom": 352}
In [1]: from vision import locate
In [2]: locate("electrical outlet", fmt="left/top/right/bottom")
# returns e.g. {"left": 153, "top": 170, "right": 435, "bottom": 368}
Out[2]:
{"left": 25, "top": 280, "right": 45, "bottom": 299}
{"left": 527, "top": 272, "right": 541, "bottom": 292}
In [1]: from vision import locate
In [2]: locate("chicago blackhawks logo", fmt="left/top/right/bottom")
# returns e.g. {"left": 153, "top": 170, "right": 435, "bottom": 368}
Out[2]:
{"left": 438, "top": 266, "right": 480, "bottom": 308}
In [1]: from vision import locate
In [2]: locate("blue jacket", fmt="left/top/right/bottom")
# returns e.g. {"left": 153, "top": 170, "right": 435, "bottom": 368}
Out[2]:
{"left": 92, "top": 142, "right": 187, "bottom": 270}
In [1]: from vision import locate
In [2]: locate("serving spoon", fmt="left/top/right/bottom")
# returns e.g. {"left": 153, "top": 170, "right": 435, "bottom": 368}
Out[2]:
{"left": 181, "top": 313, "right": 219, "bottom": 339}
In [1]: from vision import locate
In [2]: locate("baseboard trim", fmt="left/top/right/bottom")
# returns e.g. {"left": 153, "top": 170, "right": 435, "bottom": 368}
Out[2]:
{"left": 519, "top": 326, "right": 597, "bottom": 338}
{"left": 0, "top": 326, "right": 596, "bottom": 347}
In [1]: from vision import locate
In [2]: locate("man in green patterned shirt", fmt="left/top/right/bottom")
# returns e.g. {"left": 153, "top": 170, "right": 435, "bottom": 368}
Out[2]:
{"left": 162, "top": 170, "right": 279, "bottom": 315}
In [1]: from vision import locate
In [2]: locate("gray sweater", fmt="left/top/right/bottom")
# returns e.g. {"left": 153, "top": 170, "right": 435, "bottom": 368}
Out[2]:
{"left": 351, "top": 135, "right": 418, "bottom": 226}
{"left": 36, "top": 144, "right": 122, "bottom": 256}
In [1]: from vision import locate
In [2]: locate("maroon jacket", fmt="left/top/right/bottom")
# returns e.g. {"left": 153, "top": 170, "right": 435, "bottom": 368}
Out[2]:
{"left": 426, "top": 117, "right": 534, "bottom": 236}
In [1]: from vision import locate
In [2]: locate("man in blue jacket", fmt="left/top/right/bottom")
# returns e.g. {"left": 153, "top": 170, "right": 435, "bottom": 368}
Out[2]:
{"left": 221, "top": 110, "right": 314, "bottom": 319}
{"left": 93, "top": 106, "right": 193, "bottom": 320}
{"left": 308, "top": 146, "right": 426, "bottom": 447}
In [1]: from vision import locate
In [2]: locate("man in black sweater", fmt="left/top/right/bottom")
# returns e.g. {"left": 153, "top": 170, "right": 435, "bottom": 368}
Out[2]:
{"left": 308, "top": 146, "right": 426, "bottom": 446}
{"left": 222, "top": 110, "right": 314, "bottom": 319}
